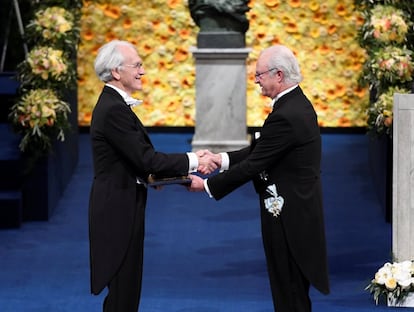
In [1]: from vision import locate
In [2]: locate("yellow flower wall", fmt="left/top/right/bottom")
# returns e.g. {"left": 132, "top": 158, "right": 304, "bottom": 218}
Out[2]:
{"left": 77, "top": 0, "right": 368, "bottom": 127}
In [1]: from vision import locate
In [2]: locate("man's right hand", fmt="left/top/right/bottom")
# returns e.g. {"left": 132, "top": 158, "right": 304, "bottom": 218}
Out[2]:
{"left": 196, "top": 149, "right": 221, "bottom": 175}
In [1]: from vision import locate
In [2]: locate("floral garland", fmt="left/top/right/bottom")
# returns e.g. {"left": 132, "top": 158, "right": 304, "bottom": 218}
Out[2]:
{"left": 356, "top": 0, "right": 414, "bottom": 138}
{"left": 9, "top": 0, "right": 81, "bottom": 156}
{"left": 366, "top": 261, "right": 414, "bottom": 305}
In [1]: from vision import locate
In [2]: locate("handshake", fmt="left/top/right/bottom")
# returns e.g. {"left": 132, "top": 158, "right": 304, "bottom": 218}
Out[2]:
{"left": 150, "top": 150, "right": 221, "bottom": 192}
{"left": 196, "top": 149, "right": 221, "bottom": 175}
{"left": 185, "top": 149, "right": 221, "bottom": 192}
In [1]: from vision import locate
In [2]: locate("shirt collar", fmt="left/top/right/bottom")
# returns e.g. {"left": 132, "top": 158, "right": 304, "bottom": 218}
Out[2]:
{"left": 106, "top": 83, "right": 142, "bottom": 107}
{"left": 271, "top": 84, "right": 298, "bottom": 108}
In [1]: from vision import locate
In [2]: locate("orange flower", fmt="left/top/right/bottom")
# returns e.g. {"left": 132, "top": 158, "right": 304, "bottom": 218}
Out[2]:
{"left": 355, "top": 14, "right": 365, "bottom": 26}
{"left": 288, "top": 0, "right": 301, "bottom": 8}
{"left": 316, "top": 100, "right": 329, "bottom": 111}
{"left": 326, "top": 87, "right": 337, "bottom": 100}
{"left": 167, "top": 0, "right": 180, "bottom": 9}
{"left": 103, "top": 5, "right": 121, "bottom": 19}
{"left": 354, "top": 86, "right": 367, "bottom": 98}
{"left": 263, "top": 106, "right": 272, "bottom": 115}
{"left": 82, "top": 29, "right": 94, "bottom": 41}
{"left": 313, "top": 11, "right": 324, "bottom": 23}
{"left": 285, "top": 22, "right": 298, "bottom": 33}
{"left": 334, "top": 84, "right": 346, "bottom": 97}
{"left": 255, "top": 26, "right": 267, "bottom": 40}
{"left": 168, "top": 25, "right": 176, "bottom": 35}
{"left": 152, "top": 20, "right": 161, "bottom": 29}
{"left": 154, "top": 119, "right": 166, "bottom": 126}
{"left": 271, "top": 36, "right": 281, "bottom": 45}
{"left": 126, "top": 37, "right": 139, "bottom": 46}
{"left": 247, "top": 10, "right": 258, "bottom": 22}
{"left": 181, "top": 77, "right": 193, "bottom": 88}
{"left": 335, "top": 47, "right": 344, "bottom": 54}
{"left": 142, "top": 43, "right": 153, "bottom": 55}
{"left": 152, "top": 78, "right": 162, "bottom": 87}
{"left": 327, "top": 24, "right": 337, "bottom": 35}
{"left": 338, "top": 116, "right": 351, "bottom": 127}
{"left": 141, "top": 76, "right": 149, "bottom": 86}
{"left": 166, "top": 100, "right": 179, "bottom": 112}
{"left": 318, "top": 44, "right": 330, "bottom": 54}
{"left": 123, "top": 17, "right": 133, "bottom": 29}
{"left": 335, "top": 4, "right": 347, "bottom": 17}
{"left": 264, "top": 0, "right": 280, "bottom": 8}
{"left": 78, "top": 76, "right": 86, "bottom": 85}
{"left": 352, "top": 61, "right": 362, "bottom": 71}
{"left": 91, "top": 44, "right": 101, "bottom": 56}
{"left": 158, "top": 60, "right": 167, "bottom": 70}
{"left": 184, "top": 113, "right": 194, "bottom": 126}
{"left": 174, "top": 47, "right": 189, "bottom": 62}
{"left": 342, "top": 98, "right": 351, "bottom": 107}
{"left": 83, "top": 112, "right": 92, "bottom": 125}
{"left": 159, "top": 34, "right": 168, "bottom": 44}
{"left": 105, "top": 31, "right": 117, "bottom": 42}
{"left": 179, "top": 29, "right": 191, "bottom": 39}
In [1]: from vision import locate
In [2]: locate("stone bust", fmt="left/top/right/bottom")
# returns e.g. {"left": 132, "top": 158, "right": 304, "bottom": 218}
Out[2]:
{"left": 188, "top": 0, "right": 250, "bottom": 33}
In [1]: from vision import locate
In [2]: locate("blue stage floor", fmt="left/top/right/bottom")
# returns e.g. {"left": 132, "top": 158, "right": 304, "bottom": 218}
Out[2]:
{"left": 0, "top": 132, "right": 398, "bottom": 311}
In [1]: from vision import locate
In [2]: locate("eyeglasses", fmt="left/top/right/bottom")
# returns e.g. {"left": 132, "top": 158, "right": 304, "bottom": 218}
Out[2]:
{"left": 123, "top": 62, "right": 143, "bottom": 69}
{"left": 255, "top": 68, "right": 278, "bottom": 79}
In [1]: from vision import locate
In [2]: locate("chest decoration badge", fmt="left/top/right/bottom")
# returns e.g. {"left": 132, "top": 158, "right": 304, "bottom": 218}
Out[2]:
{"left": 264, "top": 184, "right": 284, "bottom": 218}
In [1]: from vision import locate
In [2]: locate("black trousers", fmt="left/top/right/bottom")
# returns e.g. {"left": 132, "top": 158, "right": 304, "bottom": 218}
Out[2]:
{"left": 103, "top": 185, "right": 147, "bottom": 312}
{"left": 260, "top": 204, "right": 311, "bottom": 312}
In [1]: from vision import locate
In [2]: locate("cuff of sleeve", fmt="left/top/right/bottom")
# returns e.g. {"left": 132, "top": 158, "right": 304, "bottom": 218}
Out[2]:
{"left": 187, "top": 152, "right": 198, "bottom": 173}
{"left": 219, "top": 152, "right": 229, "bottom": 172}
{"left": 204, "top": 178, "right": 213, "bottom": 198}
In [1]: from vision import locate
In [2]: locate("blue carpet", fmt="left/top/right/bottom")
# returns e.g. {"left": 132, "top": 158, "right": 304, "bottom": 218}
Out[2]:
{"left": 0, "top": 132, "right": 400, "bottom": 311}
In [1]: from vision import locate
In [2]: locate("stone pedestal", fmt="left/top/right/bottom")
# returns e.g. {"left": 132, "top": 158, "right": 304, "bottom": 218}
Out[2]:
{"left": 191, "top": 47, "right": 251, "bottom": 153}
{"left": 392, "top": 93, "right": 414, "bottom": 261}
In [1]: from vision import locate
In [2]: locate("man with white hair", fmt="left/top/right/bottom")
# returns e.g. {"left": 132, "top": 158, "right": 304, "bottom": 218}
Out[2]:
{"left": 88, "top": 40, "right": 217, "bottom": 312}
{"left": 189, "top": 44, "right": 330, "bottom": 311}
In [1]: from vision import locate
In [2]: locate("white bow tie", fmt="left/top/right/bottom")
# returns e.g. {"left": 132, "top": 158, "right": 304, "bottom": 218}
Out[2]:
{"left": 125, "top": 97, "right": 142, "bottom": 107}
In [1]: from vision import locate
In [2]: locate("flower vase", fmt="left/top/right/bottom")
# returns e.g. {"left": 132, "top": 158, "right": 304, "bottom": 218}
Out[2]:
{"left": 388, "top": 292, "right": 414, "bottom": 307}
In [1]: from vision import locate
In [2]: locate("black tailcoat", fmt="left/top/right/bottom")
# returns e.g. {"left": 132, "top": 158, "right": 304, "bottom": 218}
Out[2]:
{"left": 89, "top": 86, "right": 189, "bottom": 294}
{"left": 207, "top": 86, "right": 330, "bottom": 296}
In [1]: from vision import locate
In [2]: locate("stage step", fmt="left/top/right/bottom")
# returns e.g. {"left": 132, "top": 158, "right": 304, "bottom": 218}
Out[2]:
{"left": 0, "top": 123, "right": 22, "bottom": 228}
{"left": 0, "top": 191, "right": 22, "bottom": 228}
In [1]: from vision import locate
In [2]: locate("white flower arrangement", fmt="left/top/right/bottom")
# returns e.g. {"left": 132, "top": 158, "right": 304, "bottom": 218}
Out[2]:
{"left": 370, "top": 46, "right": 414, "bottom": 84}
{"left": 10, "top": 0, "right": 81, "bottom": 158}
{"left": 28, "top": 6, "right": 74, "bottom": 43}
{"left": 365, "top": 5, "right": 409, "bottom": 44}
{"left": 27, "top": 46, "right": 68, "bottom": 81}
{"left": 357, "top": 0, "right": 414, "bottom": 138}
{"left": 366, "top": 86, "right": 410, "bottom": 137}
{"left": 366, "top": 260, "right": 414, "bottom": 305}
{"left": 9, "top": 88, "right": 71, "bottom": 152}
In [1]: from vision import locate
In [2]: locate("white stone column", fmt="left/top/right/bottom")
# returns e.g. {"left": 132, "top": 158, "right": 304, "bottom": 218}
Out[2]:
{"left": 392, "top": 93, "right": 414, "bottom": 261}
{"left": 190, "top": 47, "right": 251, "bottom": 153}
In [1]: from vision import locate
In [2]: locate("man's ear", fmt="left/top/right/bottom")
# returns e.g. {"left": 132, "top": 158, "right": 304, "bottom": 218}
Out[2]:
{"left": 276, "top": 70, "right": 284, "bottom": 82}
{"left": 111, "top": 67, "right": 121, "bottom": 81}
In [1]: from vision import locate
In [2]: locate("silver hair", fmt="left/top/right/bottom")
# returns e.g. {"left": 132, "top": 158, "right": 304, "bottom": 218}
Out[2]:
{"left": 94, "top": 40, "right": 136, "bottom": 82}
{"left": 266, "top": 45, "right": 303, "bottom": 84}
